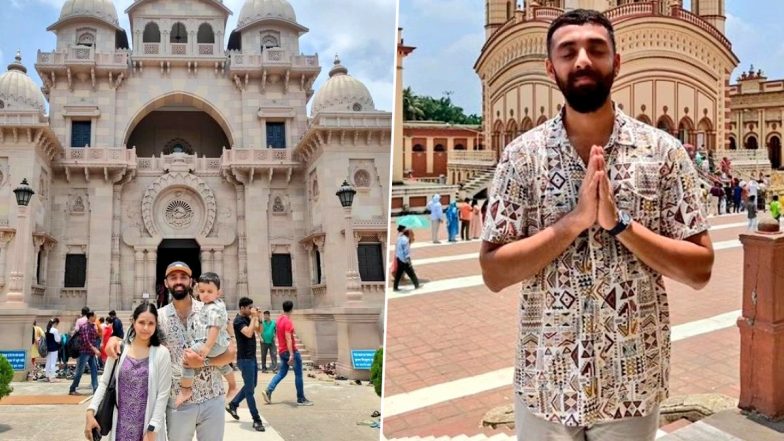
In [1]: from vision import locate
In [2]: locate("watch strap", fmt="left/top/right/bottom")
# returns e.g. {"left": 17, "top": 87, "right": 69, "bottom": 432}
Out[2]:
{"left": 608, "top": 211, "right": 630, "bottom": 236}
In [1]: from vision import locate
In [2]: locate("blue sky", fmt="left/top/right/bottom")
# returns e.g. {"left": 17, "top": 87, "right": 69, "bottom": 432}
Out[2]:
{"left": 399, "top": 0, "right": 784, "bottom": 115}
{"left": 0, "top": 0, "right": 396, "bottom": 112}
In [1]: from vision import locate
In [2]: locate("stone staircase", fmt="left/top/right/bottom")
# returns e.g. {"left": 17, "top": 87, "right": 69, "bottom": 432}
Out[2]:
{"left": 460, "top": 167, "right": 496, "bottom": 199}
{"left": 255, "top": 332, "right": 314, "bottom": 371}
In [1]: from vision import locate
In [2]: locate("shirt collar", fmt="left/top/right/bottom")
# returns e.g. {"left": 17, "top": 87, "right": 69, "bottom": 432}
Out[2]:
{"left": 548, "top": 103, "right": 637, "bottom": 150}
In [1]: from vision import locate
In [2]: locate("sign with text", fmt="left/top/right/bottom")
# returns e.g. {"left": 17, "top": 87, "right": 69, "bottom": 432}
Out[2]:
{"left": 0, "top": 350, "right": 26, "bottom": 371}
{"left": 351, "top": 349, "right": 376, "bottom": 370}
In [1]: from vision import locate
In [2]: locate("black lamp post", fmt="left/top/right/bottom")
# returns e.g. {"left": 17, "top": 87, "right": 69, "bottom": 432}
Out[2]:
{"left": 336, "top": 180, "right": 356, "bottom": 208}
{"left": 336, "top": 179, "right": 362, "bottom": 303}
{"left": 13, "top": 179, "right": 34, "bottom": 206}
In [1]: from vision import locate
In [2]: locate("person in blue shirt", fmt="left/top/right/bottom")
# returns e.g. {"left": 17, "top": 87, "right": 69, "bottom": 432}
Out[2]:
{"left": 108, "top": 310, "right": 124, "bottom": 339}
{"left": 427, "top": 194, "right": 444, "bottom": 243}
{"left": 393, "top": 225, "right": 420, "bottom": 291}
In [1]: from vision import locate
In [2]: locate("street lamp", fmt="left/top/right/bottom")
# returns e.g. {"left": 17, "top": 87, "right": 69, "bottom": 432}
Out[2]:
{"left": 336, "top": 180, "right": 362, "bottom": 303}
{"left": 13, "top": 179, "right": 34, "bottom": 206}
{"left": 6, "top": 179, "right": 34, "bottom": 304}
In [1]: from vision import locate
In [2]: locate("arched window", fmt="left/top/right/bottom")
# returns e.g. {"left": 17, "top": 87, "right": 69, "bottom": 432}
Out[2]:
{"left": 454, "top": 144, "right": 466, "bottom": 150}
{"left": 636, "top": 114, "right": 652, "bottom": 126}
{"left": 728, "top": 136, "right": 737, "bottom": 150}
{"left": 171, "top": 22, "right": 188, "bottom": 43}
{"left": 656, "top": 115, "right": 674, "bottom": 134}
{"left": 197, "top": 23, "right": 215, "bottom": 44}
{"left": 77, "top": 32, "right": 95, "bottom": 47}
{"left": 678, "top": 117, "right": 694, "bottom": 145}
{"left": 262, "top": 35, "right": 279, "bottom": 49}
{"left": 143, "top": 22, "right": 161, "bottom": 43}
{"left": 412, "top": 144, "right": 425, "bottom": 152}
{"left": 434, "top": 144, "right": 446, "bottom": 152}
{"left": 745, "top": 134, "right": 758, "bottom": 150}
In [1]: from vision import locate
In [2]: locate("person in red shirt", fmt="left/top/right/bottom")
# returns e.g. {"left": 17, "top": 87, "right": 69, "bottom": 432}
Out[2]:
{"left": 261, "top": 301, "right": 313, "bottom": 406}
{"left": 100, "top": 316, "right": 114, "bottom": 364}
{"left": 459, "top": 197, "right": 473, "bottom": 241}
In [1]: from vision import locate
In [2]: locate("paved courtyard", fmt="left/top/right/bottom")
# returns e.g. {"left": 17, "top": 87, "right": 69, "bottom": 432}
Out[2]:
{"left": 0, "top": 370, "right": 380, "bottom": 441}
{"left": 382, "top": 212, "right": 776, "bottom": 440}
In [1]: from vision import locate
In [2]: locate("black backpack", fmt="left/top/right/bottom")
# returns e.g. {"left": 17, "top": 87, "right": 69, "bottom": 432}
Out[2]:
{"left": 67, "top": 329, "right": 82, "bottom": 358}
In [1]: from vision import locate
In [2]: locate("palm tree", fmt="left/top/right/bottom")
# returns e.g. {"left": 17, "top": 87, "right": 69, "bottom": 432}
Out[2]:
{"left": 402, "top": 87, "right": 425, "bottom": 121}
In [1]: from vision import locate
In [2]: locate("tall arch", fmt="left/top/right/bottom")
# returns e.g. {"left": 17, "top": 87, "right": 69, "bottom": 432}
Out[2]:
{"left": 677, "top": 116, "right": 695, "bottom": 145}
{"left": 696, "top": 117, "right": 714, "bottom": 151}
{"left": 492, "top": 120, "right": 504, "bottom": 151}
{"left": 656, "top": 115, "right": 675, "bottom": 134}
{"left": 197, "top": 23, "right": 215, "bottom": 44}
{"left": 122, "top": 92, "right": 237, "bottom": 148}
{"left": 728, "top": 135, "right": 737, "bottom": 150}
{"left": 767, "top": 133, "right": 781, "bottom": 169}
{"left": 636, "top": 114, "right": 653, "bottom": 126}
{"left": 744, "top": 133, "right": 759, "bottom": 150}
{"left": 520, "top": 116, "right": 533, "bottom": 133}
{"left": 143, "top": 22, "right": 161, "bottom": 43}
{"left": 171, "top": 22, "right": 188, "bottom": 43}
{"left": 536, "top": 114, "right": 548, "bottom": 126}
{"left": 506, "top": 119, "right": 518, "bottom": 143}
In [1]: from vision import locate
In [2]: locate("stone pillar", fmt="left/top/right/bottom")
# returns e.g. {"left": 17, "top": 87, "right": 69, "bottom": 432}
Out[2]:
{"left": 87, "top": 185, "right": 114, "bottom": 309}
{"left": 343, "top": 210, "right": 363, "bottom": 305}
{"left": 235, "top": 185, "right": 249, "bottom": 300}
{"left": 110, "top": 185, "right": 122, "bottom": 309}
{"left": 134, "top": 249, "right": 145, "bottom": 304}
{"left": 737, "top": 232, "right": 784, "bottom": 419}
{"left": 0, "top": 230, "right": 15, "bottom": 288}
{"left": 146, "top": 249, "right": 156, "bottom": 300}
{"left": 6, "top": 205, "right": 32, "bottom": 305}
{"left": 201, "top": 249, "right": 212, "bottom": 273}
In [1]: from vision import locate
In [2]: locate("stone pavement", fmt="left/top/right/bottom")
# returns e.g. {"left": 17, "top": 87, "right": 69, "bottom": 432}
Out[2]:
{"left": 383, "top": 212, "right": 761, "bottom": 440}
{"left": 0, "top": 369, "right": 380, "bottom": 440}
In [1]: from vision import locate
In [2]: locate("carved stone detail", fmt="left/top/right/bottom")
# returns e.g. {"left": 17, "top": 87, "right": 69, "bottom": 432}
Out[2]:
{"left": 141, "top": 172, "right": 216, "bottom": 237}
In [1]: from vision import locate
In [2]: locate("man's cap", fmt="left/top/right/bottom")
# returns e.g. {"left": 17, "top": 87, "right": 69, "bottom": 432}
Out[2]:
{"left": 165, "top": 261, "right": 192, "bottom": 277}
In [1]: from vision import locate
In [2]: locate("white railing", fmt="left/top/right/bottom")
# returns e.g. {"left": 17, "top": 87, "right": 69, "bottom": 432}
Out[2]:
{"left": 198, "top": 44, "right": 215, "bottom": 55}
{"left": 448, "top": 150, "right": 496, "bottom": 163}
{"left": 228, "top": 51, "right": 319, "bottom": 69}
{"left": 60, "top": 147, "right": 137, "bottom": 164}
{"left": 221, "top": 148, "right": 292, "bottom": 163}
{"left": 726, "top": 149, "right": 770, "bottom": 164}
{"left": 143, "top": 43, "right": 160, "bottom": 55}
{"left": 170, "top": 43, "right": 187, "bottom": 55}
{"left": 37, "top": 48, "right": 129, "bottom": 68}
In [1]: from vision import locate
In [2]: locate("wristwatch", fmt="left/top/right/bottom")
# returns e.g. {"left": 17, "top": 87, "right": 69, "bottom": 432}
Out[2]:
{"left": 608, "top": 209, "right": 632, "bottom": 236}
{"left": 203, "top": 357, "right": 211, "bottom": 367}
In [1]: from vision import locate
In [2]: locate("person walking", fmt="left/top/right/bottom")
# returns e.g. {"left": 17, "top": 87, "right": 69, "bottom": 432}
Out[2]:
{"left": 445, "top": 201, "right": 459, "bottom": 242}
{"left": 261, "top": 301, "right": 313, "bottom": 407}
{"left": 85, "top": 302, "right": 172, "bottom": 441}
{"left": 393, "top": 225, "right": 420, "bottom": 291}
{"left": 44, "top": 318, "right": 61, "bottom": 382}
{"left": 747, "top": 195, "right": 758, "bottom": 231}
{"left": 709, "top": 181, "right": 723, "bottom": 215}
{"left": 459, "top": 198, "right": 472, "bottom": 240}
{"left": 427, "top": 194, "right": 444, "bottom": 243}
{"left": 732, "top": 180, "right": 742, "bottom": 213}
{"left": 479, "top": 10, "right": 714, "bottom": 441}
{"left": 260, "top": 311, "right": 277, "bottom": 373}
{"left": 69, "top": 311, "right": 101, "bottom": 395}
{"left": 470, "top": 199, "right": 483, "bottom": 239}
{"left": 101, "top": 316, "right": 114, "bottom": 366}
{"left": 31, "top": 320, "right": 45, "bottom": 368}
{"left": 225, "top": 297, "right": 265, "bottom": 431}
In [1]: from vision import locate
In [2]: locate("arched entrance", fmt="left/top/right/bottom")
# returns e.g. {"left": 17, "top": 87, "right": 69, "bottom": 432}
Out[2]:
{"left": 124, "top": 92, "right": 236, "bottom": 157}
{"left": 768, "top": 134, "right": 782, "bottom": 169}
{"left": 156, "top": 239, "right": 202, "bottom": 307}
{"left": 745, "top": 134, "right": 759, "bottom": 150}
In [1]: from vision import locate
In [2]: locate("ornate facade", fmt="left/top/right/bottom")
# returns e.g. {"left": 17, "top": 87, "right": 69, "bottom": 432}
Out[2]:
{"left": 477, "top": 0, "right": 738, "bottom": 163}
{"left": 0, "top": 0, "right": 390, "bottom": 377}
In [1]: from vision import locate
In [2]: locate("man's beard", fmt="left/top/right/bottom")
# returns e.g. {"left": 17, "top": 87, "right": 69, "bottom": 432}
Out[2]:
{"left": 169, "top": 284, "right": 191, "bottom": 301}
{"left": 555, "top": 67, "right": 615, "bottom": 114}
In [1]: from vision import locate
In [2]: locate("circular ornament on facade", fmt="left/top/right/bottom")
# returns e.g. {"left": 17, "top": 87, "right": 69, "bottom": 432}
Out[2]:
{"left": 165, "top": 200, "right": 194, "bottom": 229}
{"left": 352, "top": 103, "right": 362, "bottom": 111}
{"left": 354, "top": 169, "right": 371, "bottom": 188}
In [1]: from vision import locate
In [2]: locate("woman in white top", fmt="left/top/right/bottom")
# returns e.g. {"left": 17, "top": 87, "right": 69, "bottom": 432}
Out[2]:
{"left": 85, "top": 302, "right": 171, "bottom": 441}
{"left": 44, "top": 318, "right": 61, "bottom": 382}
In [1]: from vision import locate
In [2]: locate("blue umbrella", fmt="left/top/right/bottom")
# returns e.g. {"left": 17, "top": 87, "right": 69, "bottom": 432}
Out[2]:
{"left": 396, "top": 215, "right": 430, "bottom": 229}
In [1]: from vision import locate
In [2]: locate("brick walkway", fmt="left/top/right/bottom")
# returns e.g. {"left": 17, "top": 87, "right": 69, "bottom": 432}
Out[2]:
{"left": 383, "top": 213, "right": 750, "bottom": 439}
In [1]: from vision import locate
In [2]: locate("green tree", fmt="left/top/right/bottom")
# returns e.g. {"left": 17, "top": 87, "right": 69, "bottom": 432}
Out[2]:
{"left": 403, "top": 89, "right": 482, "bottom": 125}
{"left": 0, "top": 354, "right": 13, "bottom": 400}
{"left": 370, "top": 347, "right": 383, "bottom": 397}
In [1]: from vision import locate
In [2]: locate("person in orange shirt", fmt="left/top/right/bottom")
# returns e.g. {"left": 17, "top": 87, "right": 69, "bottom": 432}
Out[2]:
{"left": 459, "top": 198, "right": 473, "bottom": 241}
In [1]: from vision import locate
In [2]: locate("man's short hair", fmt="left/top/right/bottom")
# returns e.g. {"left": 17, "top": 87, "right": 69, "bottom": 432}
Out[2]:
{"left": 282, "top": 300, "right": 294, "bottom": 313}
{"left": 546, "top": 9, "right": 616, "bottom": 58}
{"left": 263, "top": 310, "right": 271, "bottom": 315}
{"left": 238, "top": 297, "right": 253, "bottom": 308}
{"left": 81, "top": 306, "right": 90, "bottom": 316}
{"left": 773, "top": 195, "right": 779, "bottom": 201}
{"left": 86, "top": 311, "right": 95, "bottom": 318}
{"left": 108, "top": 310, "right": 116, "bottom": 317}
{"left": 198, "top": 272, "right": 221, "bottom": 289}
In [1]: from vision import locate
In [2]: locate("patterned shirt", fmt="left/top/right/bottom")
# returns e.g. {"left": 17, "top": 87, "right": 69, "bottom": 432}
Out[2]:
{"left": 189, "top": 299, "right": 229, "bottom": 349}
{"left": 482, "top": 108, "right": 708, "bottom": 427}
{"left": 158, "top": 300, "right": 224, "bottom": 406}
{"left": 79, "top": 321, "right": 99, "bottom": 354}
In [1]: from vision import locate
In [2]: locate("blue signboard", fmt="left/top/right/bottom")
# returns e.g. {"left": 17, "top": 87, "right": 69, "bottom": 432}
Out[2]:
{"left": 0, "top": 350, "right": 26, "bottom": 371}
{"left": 351, "top": 349, "right": 376, "bottom": 370}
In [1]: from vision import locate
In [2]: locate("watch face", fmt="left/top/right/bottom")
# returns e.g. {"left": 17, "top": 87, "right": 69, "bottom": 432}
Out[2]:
{"left": 621, "top": 210, "right": 632, "bottom": 225}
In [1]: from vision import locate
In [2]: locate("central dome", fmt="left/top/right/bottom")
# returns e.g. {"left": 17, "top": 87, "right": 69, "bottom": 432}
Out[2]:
{"left": 237, "top": 0, "right": 298, "bottom": 29}
{"left": 311, "top": 57, "right": 376, "bottom": 115}
{"left": 57, "top": 0, "right": 120, "bottom": 28}
{"left": 0, "top": 52, "right": 46, "bottom": 114}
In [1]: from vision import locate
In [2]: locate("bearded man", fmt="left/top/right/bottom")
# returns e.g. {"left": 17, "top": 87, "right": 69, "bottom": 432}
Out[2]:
{"left": 479, "top": 9, "right": 714, "bottom": 441}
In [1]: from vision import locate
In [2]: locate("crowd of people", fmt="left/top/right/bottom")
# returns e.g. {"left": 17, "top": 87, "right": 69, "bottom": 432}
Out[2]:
{"left": 703, "top": 173, "right": 781, "bottom": 229}
{"left": 426, "top": 195, "right": 487, "bottom": 244}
